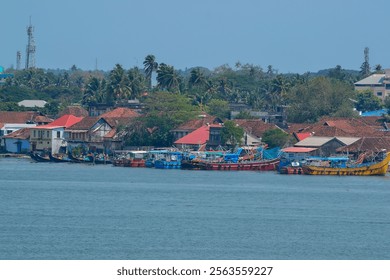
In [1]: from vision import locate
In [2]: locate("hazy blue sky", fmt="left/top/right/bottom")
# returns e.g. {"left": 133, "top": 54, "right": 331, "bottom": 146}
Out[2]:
{"left": 2, "top": 0, "right": 390, "bottom": 73}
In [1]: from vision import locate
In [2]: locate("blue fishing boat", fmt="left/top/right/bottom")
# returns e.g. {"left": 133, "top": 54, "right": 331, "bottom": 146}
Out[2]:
{"left": 154, "top": 151, "right": 183, "bottom": 169}
{"left": 145, "top": 149, "right": 169, "bottom": 167}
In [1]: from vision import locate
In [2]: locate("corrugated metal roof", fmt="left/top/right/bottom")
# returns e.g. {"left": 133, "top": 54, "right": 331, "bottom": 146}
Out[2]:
{"left": 295, "top": 136, "right": 360, "bottom": 147}
{"left": 336, "top": 137, "right": 361, "bottom": 145}
{"left": 17, "top": 100, "right": 47, "bottom": 108}
{"left": 294, "top": 136, "right": 334, "bottom": 147}
{"left": 354, "top": 74, "right": 385, "bottom": 85}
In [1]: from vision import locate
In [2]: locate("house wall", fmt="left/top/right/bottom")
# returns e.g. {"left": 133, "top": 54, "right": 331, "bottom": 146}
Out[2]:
{"left": 30, "top": 128, "right": 52, "bottom": 151}
{"left": 65, "top": 119, "right": 114, "bottom": 154}
{"left": 0, "top": 123, "right": 36, "bottom": 148}
{"left": 317, "top": 139, "right": 345, "bottom": 156}
{"left": 51, "top": 128, "right": 65, "bottom": 154}
{"left": 30, "top": 127, "right": 65, "bottom": 153}
{"left": 355, "top": 84, "right": 390, "bottom": 102}
{"left": 4, "top": 139, "right": 30, "bottom": 153}
{"left": 90, "top": 120, "right": 112, "bottom": 141}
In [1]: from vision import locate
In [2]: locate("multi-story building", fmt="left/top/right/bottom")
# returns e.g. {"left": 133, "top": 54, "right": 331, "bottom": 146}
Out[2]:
{"left": 30, "top": 114, "right": 83, "bottom": 154}
{"left": 354, "top": 69, "right": 390, "bottom": 102}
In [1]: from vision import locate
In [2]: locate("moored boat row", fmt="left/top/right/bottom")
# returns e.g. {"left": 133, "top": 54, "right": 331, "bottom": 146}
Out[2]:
{"left": 29, "top": 148, "right": 390, "bottom": 176}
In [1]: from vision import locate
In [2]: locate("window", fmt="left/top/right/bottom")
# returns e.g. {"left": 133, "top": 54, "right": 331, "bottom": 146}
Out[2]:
{"left": 47, "top": 131, "right": 50, "bottom": 138}
{"left": 377, "top": 92, "right": 383, "bottom": 96}
{"left": 57, "top": 131, "right": 61, "bottom": 138}
{"left": 33, "top": 130, "right": 36, "bottom": 138}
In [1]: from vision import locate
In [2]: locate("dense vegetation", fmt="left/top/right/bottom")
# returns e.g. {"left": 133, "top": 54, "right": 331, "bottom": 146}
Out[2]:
{"left": 1, "top": 53, "right": 389, "bottom": 144}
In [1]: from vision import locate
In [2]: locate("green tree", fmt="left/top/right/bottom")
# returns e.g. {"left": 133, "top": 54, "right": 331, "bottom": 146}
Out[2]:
{"left": 83, "top": 77, "right": 101, "bottom": 105}
{"left": 127, "top": 67, "right": 147, "bottom": 99}
{"left": 355, "top": 90, "right": 382, "bottom": 112}
{"left": 124, "top": 91, "right": 200, "bottom": 147}
{"left": 143, "top": 55, "right": 158, "bottom": 90}
{"left": 107, "top": 64, "right": 131, "bottom": 103}
{"left": 206, "top": 99, "right": 230, "bottom": 119}
{"left": 262, "top": 129, "right": 289, "bottom": 148}
{"left": 328, "top": 65, "right": 345, "bottom": 80}
{"left": 156, "top": 63, "right": 181, "bottom": 93}
{"left": 42, "top": 100, "right": 60, "bottom": 117}
{"left": 384, "top": 96, "right": 390, "bottom": 113}
{"left": 287, "top": 77, "right": 355, "bottom": 123}
{"left": 221, "top": 120, "right": 244, "bottom": 146}
{"left": 189, "top": 68, "right": 210, "bottom": 90}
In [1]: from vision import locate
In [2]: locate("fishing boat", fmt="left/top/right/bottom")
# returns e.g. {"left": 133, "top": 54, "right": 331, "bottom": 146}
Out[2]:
{"left": 145, "top": 149, "right": 169, "bottom": 168}
{"left": 68, "top": 153, "right": 112, "bottom": 164}
{"left": 279, "top": 161, "right": 305, "bottom": 174}
{"left": 49, "top": 153, "right": 74, "bottom": 163}
{"left": 199, "top": 158, "right": 280, "bottom": 171}
{"left": 30, "top": 152, "right": 51, "bottom": 162}
{"left": 183, "top": 147, "right": 280, "bottom": 171}
{"left": 113, "top": 151, "right": 147, "bottom": 167}
{"left": 278, "top": 147, "right": 316, "bottom": 175}
{"left": 302, "top": 151, "right": 390, "bottom": 176}
{"left": 154, "top": 151, "right": 183, "bottom": 169}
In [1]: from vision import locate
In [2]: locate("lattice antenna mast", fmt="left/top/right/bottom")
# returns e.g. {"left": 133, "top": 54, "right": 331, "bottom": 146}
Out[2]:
{"left": 16, "top": 51, "right": 21, "bottom": 70}
{"left": 25, "top": 17, "right": 36, "bottom": 69}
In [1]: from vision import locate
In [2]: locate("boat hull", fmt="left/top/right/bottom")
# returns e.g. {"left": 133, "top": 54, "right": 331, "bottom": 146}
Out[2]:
{"left": 201, "top": 159, "right": 279, "bottom": 171}
{"left": 279, "top": 166, "right": 304, "bottom": 174}
{"left": 113, "top": 158, "right": 145, "bottom": 167}
{"left": 30, "top": 152, "right": 51, "bottom": 162}
{"left": 154, "top": 160, "right": 181, "bottom": 169}
{"left": 303, "top": 153, "right": 390, "bottom": 176}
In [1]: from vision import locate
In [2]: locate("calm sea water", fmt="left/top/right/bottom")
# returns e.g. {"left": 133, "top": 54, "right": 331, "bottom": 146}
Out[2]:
{"left": 0, "top": 157, "right": 389, "bottom": 260}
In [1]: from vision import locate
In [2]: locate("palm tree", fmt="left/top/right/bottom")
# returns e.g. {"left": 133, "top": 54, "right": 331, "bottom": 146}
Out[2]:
{"left": 108, "top": 64, "right": 130, "bottom": 101}
{"left": 143, "top": 54, "right": 158, "bottom": 90}
{"left": 188, "top": 68, "right": 209, "bottom": 90}
{"left": 83, "top": 77, "right": 100, "bottom": 105}
{"left": 127, "top": 67, "right": 147, "bottom": 99}
{"left": 156, "top": 63, "right": 180, "bottom": 93}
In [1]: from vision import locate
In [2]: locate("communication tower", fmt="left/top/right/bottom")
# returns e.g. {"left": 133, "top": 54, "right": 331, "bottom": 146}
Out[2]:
{"left": 16, "top": 51, "right": 21, "bottom": 70}
{"left": 25, "top": 18, "right": 36, "bottom": 69}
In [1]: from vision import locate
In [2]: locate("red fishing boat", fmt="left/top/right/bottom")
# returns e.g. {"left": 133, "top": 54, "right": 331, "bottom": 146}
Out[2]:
{"left": 199, "top": 158, "right": 280, "bottom": 171}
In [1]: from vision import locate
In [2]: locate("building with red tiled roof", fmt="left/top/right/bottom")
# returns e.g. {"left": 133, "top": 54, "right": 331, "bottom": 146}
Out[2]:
{"left": 233, "top": 119, "right": 281, "bottom": 141}
{"left": 171, "top": 113, "right": 223, "bottom": 141}
{"left": 59, "top": 106, "right": 89, "bottom": 118}
{"left": 30, "top": 115, "right": 83, "bottom": 154}
{"left": 288, "top": 117, "right": 389, "bottom": 138}
{"left": 100, "top": 107, "right": 139, "bottom": 118}
{"left": 34, "top": 114, "right": 83, "bottom": 129}
{"left": 0, "top": 111, "right": 52, "bottom": 150}
{"left": 174, "top": 125, "right": 210, "bottom": 149}
{"left": 0, "top": 111, "right": 39, "bottom": 124}
{"left": 64, "top": 108, "right": 139, "bottom": 154}
{"left": 174, "top": 123, "right": 224, "bottom": 150}
{"left": 293, "top": 132, "right": 312, "bottom": 141}
{"left": 65, "top": 116, "right": 114, "bottom": 154}
{"left": 337, "top": 137, "right": 390, "bottom": 156}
